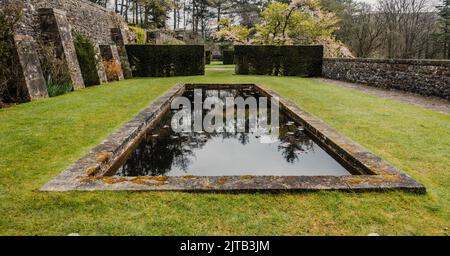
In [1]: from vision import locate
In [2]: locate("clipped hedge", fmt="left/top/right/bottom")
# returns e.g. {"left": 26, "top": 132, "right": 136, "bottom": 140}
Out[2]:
{"left": 205, "top": 50, "right": 212, "bottom": 65}
{"left": 126, "top": 45, "right": 205, "bottom": 77}
{"left": 223, "top": 50, "right": 234, "bottom": 65}
{"left": 235, "top": 45, "right": 323, "bottom": 76}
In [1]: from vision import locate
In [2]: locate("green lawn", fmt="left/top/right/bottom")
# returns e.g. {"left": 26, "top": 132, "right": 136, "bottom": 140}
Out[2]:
{"left": 207, "top": 62, "right": 235, "bottom": 69}
{"left": 0, "top": 69, "right": 449, "bottom": 235}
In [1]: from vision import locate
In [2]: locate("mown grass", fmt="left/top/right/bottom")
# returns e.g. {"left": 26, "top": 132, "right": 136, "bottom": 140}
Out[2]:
{"left": 0, "top": 69, "right": 449, "bottom": 235}
{"left": 207, "top": 62, "right": 235, "bottom": 69}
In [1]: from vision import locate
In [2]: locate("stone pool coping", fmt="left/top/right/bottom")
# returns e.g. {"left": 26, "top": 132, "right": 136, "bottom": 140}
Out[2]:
{"left": 41, "top": 83, "right": 425, "bottom": 193}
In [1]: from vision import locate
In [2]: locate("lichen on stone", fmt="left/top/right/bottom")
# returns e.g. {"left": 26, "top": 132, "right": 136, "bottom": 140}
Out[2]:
{"left": 182, "top": 175, "right": 199, "bottom": 180}
{"left": 85, "top": 166, "right": 100, "bottom": 176}
{"left": 240, "top": 175, "right": 255, "bottom": 180}
{"left": 216, "top": 177, "right": 228, "bottom": 185}
{"left": 78, "top": 175, "right": 169, "bottom": 186}
{"left": 95, "top": 151, "right": 112, "bottom": 163}
{"left": 345, "top": 174, "right": 401, "bottom": 184}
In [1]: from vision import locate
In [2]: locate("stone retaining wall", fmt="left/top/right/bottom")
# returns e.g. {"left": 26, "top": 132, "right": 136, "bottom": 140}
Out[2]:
{"left": 18, "top": 0, "right": 133, "bottom": 45}
{"left": 145, "top": 30, "right": 185, "bottom": 45}
{"left": 1, "top": 0, "right": 134, "bottom": 104}
{"left": 323, "top": 58, "right": 450, "bottom": 100}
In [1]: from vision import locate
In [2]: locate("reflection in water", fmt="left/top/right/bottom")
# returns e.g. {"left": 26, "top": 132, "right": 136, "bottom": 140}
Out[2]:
{"left": 116, "top": 89, "right": 350, "bottom": 177}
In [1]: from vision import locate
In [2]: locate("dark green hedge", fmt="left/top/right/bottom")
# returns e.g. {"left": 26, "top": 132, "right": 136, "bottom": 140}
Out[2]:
{"left": 222, "top": 50, "right": 234, "bottom": 65}
{"left": 205, "top": 50, "right": 212, "bottom": 65}
{"left": 235, "top": 45, "right": 323, "bottom": 76}
{"left": 126, "top": 45, "right": 205, "bottom": 77}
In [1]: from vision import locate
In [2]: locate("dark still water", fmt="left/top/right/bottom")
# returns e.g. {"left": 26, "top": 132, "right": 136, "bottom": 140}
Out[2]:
{"left": 115, "top": 88, "right": 350, "bottom": 177}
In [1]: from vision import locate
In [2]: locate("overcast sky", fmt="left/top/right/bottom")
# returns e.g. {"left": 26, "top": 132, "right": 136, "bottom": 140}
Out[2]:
{"left": 356, "top": 0, "right": 439, "bottom": 8}
{"left": 356, "top": 0, "right": 377, "bottom": 5}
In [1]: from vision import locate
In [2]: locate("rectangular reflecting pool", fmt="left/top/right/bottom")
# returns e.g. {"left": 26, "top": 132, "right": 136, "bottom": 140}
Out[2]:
{"left": 115, "top": 88, "right": 351, "bottom": 177}
{"left": 42, "top": 84, "right": 425, "bottom": 192}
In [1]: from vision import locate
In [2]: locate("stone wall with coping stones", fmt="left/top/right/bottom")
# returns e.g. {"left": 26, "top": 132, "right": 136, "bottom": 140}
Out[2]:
{"left": 323, "top": 58, "right": 450, "bottom": 100}
{"left": 17, "top": 0, "right": 133, "bottom": 45}
{"left": 145, "top": 30, "right": 184, "bottom": 45}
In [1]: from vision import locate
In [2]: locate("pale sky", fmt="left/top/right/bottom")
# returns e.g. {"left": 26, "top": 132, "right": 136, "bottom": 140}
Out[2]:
{"left": 356, "top": 0, "right": 439, "bottom": 8}
{"left": 357, "top": 0, "right": 377, "bottom": 5}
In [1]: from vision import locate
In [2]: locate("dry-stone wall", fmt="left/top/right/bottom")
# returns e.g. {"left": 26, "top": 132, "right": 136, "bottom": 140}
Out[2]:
{"left": 323, "top": 58, "right": 450, "bottom": 100}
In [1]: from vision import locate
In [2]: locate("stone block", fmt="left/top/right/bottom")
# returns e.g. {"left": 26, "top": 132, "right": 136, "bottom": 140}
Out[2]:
{"left": 13, "top": 34, "right": 48, "bottom": 100}
{"left": 111, "top": 27, "right": 132, "bottom": 79}
{"left": 146, "top": 31, "right": 158, "bottom": 44}
{"left": 93, "top": 44, "right": 108, "bottom": 84}
{"left": 38, "top": 8, "right": 85, "bottom": 89}
{"left": 99, "top": 45, "right": 124, "bottom": 81}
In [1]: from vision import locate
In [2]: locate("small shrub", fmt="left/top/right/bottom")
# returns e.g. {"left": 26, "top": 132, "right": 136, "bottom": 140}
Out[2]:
{"left": 129, "top": 26, "right": 146, "bottom": 44}
{"left": 39, "top": 43, "right": 73, "bottom": 97}
{"left": 103, "top": 60, "right": 122, "bottom": 82}
{"left": 74, "top": 32, "right": 100, "bottom": 86}
{"left": 46, "top": 79, "right": 72, "bottom": 97}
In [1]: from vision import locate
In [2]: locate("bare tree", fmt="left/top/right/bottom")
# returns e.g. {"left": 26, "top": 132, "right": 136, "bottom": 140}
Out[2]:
{"left": 378, "top": 0, "right": 434, "bottom": 58}
{"left": 347, "top": 3, "right": 384, "bottom": 57}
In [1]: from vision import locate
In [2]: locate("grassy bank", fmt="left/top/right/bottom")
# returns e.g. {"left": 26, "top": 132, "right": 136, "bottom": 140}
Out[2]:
{"left": 0, "top": 69, "right": 448, "bottom": 235}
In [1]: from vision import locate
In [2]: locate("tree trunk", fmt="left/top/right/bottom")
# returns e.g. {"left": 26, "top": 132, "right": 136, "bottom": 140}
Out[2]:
{"left": 193, "top": 0, "right": 196, "bottom": 33}
{"left": 139, "top": 5, "right": 143, "bottom": 27}
{"left": 447, "top": 41, "right": 450, "bottom": 59}
{"left": 217, "top": 5, "right": 221, "bottom": 31}
{"left": 133, "top": 0, "right": 136, "bottom": 24}
{"left": 124, "top": 0, "right": 129, "bottom": 22}
{"left": 144, "top": 7, "right": 149, "bottom": 26}
{"left": 177, "top": 7, "right": 181, "bottom": 28}
{"left": 174, "top": 0, "right": 177, "bottom": 30}
{"left": 183, "top": 2, "right": 186, "bottom": 30}
{"left": 281, "top": 8, "right": 295, "bottom": 44}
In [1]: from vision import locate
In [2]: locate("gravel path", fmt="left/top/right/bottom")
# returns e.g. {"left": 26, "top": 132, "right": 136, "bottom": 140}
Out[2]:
{"left": 316, "top": 78, "right": 450, "bottom": 115}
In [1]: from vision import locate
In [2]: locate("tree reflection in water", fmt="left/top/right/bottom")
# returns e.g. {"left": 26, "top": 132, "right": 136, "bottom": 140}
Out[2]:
{"left": 116, "top": 89, "right": 319, "bottom": 177}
